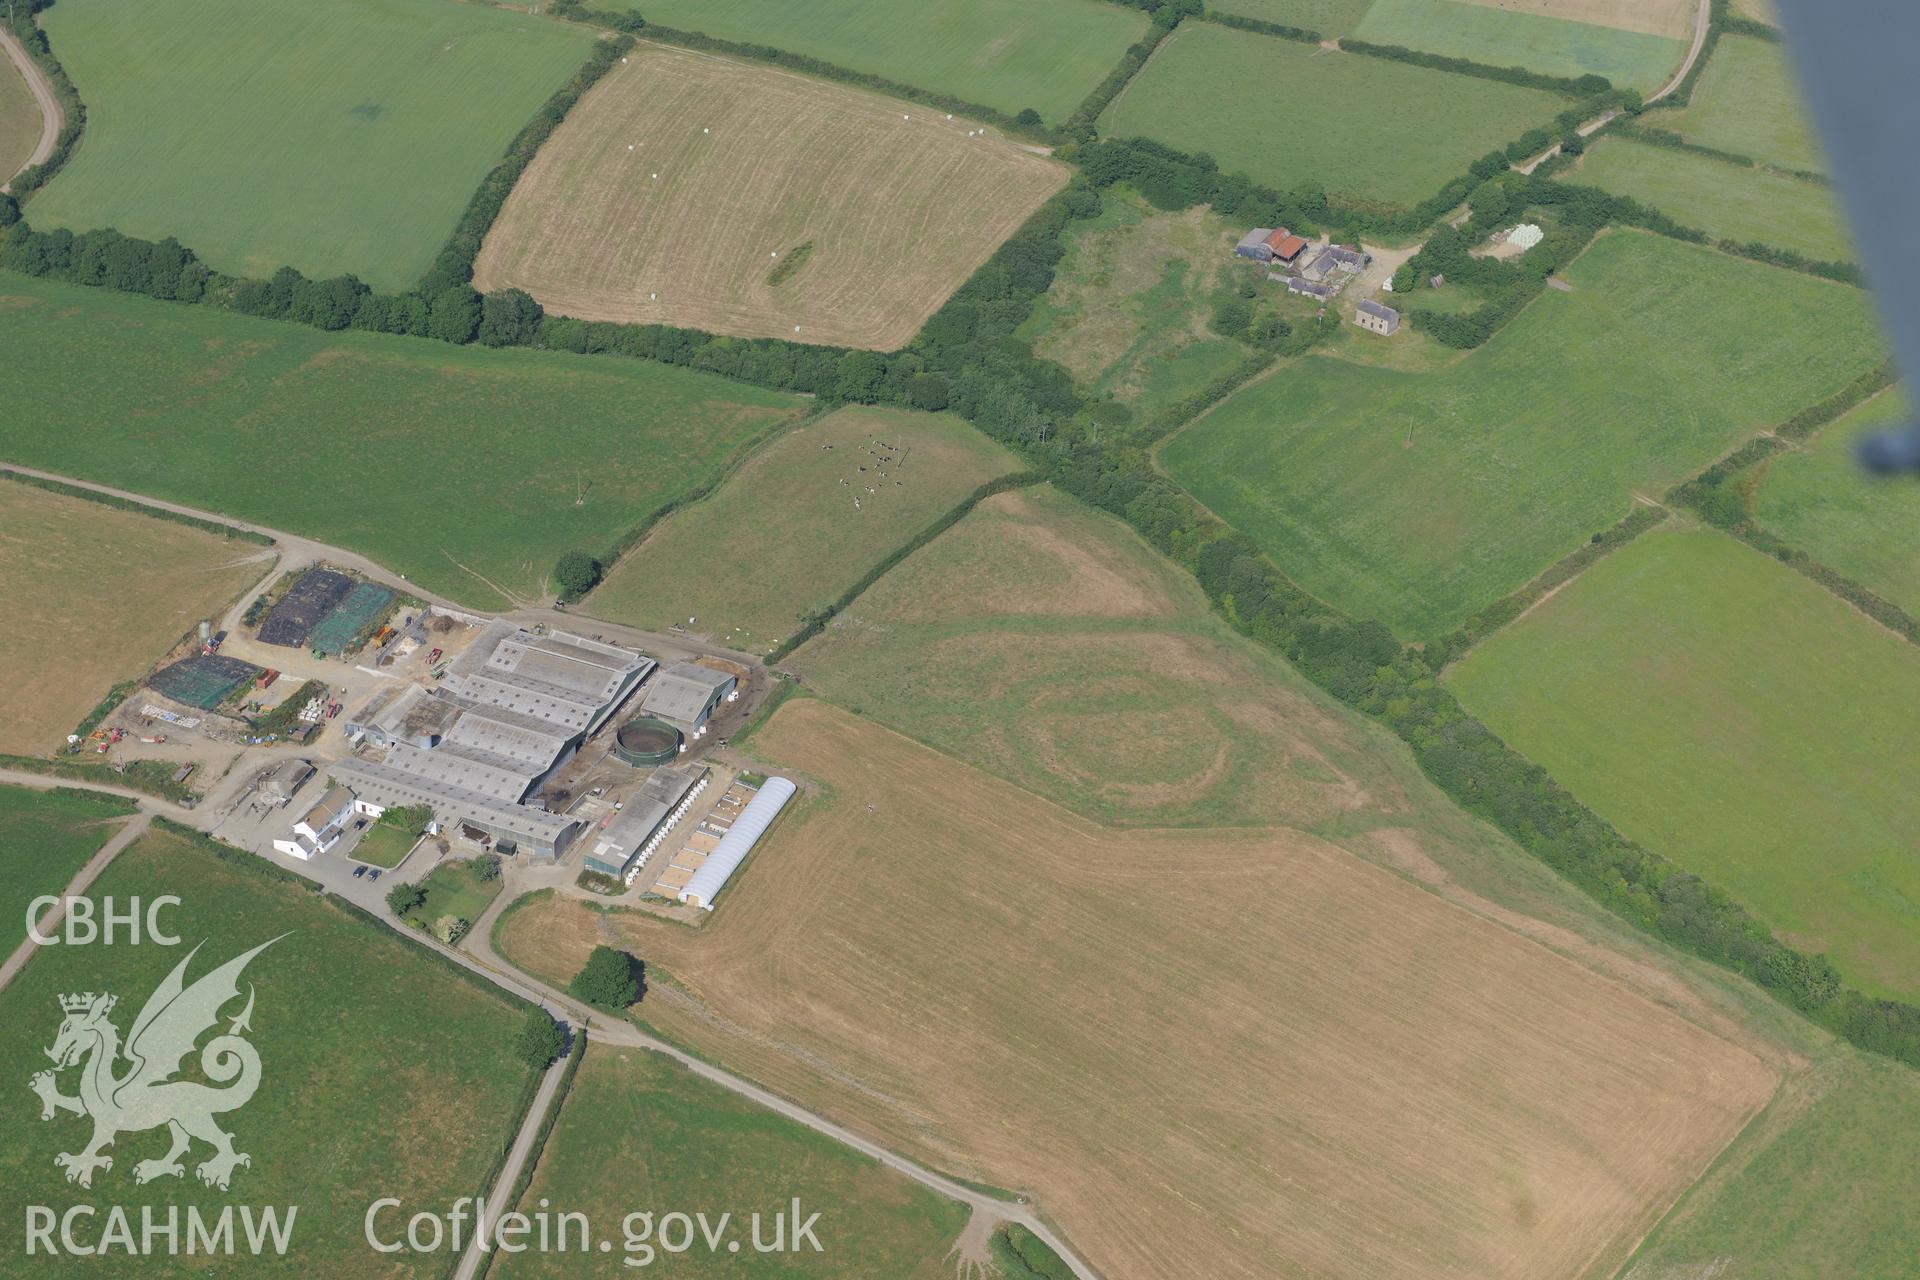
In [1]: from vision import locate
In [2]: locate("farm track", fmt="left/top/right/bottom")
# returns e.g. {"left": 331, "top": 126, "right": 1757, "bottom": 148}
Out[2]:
{"left": 1517, "top": 0, "right": 1712, "bottom": 174}
{"left": 0, "top": 25, "right": 59, "bottom": 192}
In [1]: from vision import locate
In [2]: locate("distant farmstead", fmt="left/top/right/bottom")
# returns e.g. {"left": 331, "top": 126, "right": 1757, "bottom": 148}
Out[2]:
{"left": 1355, "top": 299, "right": 1400, "bottom": 336}
{"left": 1235, "top": 226, "right": 1310, "bottom": 264}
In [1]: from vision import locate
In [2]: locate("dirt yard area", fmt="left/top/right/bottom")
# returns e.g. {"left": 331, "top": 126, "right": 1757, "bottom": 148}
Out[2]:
{"left": 473, "top": 42, "right": 1066, "bottom": 350}
{"left": 0, "top": 480, "right": 270, "bottom": 754}
{"left": 1452, "top": 0, "right": 1698, "bottom": 39}
{"left": 499, "top": 697, "right": 1777, "bottom": 1280}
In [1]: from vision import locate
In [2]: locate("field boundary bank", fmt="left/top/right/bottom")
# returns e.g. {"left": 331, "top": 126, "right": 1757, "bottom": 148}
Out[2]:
{"left": 1428, "top": 501, "right": 1670, "bottom": 671}
{"left": 763, "top": 468, "right": 1049, "bottom": 664}
{"left": 1604, "top": 118, "right": 1830, "bottom": 187}
{"left": 578, "top": 404, "right": 833, "bottom": 606}
{"left": 1664, "top": 367, "right": 1920, "bottom": 647}
{"left": 0, "top": 466, "right": 274, "bottom": 544}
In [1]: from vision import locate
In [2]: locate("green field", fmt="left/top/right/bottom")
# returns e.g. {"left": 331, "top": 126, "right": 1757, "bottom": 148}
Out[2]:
{"left": 0, "top": 785, "right": 137, "bottom": 948}
{"left": 1102, "top": 25, "right": 1564, "bottom": 209}
{"left": 494, "top": 1044, "right": 970, "bottom": 1278}
{"left": 348, "top": 822, "right": 418, "bottom": 870}
{"left": 1018, "top": 192, "right": 1254, "bottom": 418}
{"left": 0, "top": 822, "right": 534, "bottom": 1274}
{"left": 1159, "top": 230, "right": 1884, "bottom": 635}
{"left": 0, "top": 46, "right": 38, "bottom": 185}
{"left": 1574, "top": 136, "right": 1854, "bottom": 261}
{"left": 29, "top": 0, "right": 592, "bottom": 289}
{"left": 412, "top": 857, "right": 502, "bottom": 931}
{"left": 1625, "top": 1045, "right": 1920, "bottom": 1280}
{"left": 618, "top": 0, "right": 1148, "bottom": 123}
{"left": 1204, "top": 0, "right": 1377, "bottom": 37}
{"left": 1448, "top": 526, "right": 1920, "bottom": 1002}
{"left": 1752, "top": 389, "right": 1920, "bottom": 618}
{"left": 0, "top": 272, "right": 805, "bottom": 609}
{"left": 589, "top": 407, "right": 1020, "bottom": 651}
{"left": 1667, "top": 34, "right": 1825, "bottom": 173}
{"left": 1352, "top": 0, "right": 1686, "bottom": 92}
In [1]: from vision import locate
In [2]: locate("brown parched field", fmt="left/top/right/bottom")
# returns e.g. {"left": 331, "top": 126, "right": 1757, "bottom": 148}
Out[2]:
{"left": 0, "top": 479, "right": 267, "bottom": 753}
{"left": 500, "top": 698, "right": 1777, "bottom": 1280}
{"left": 473, "top": 43, "right": 1067, "bottom": 350}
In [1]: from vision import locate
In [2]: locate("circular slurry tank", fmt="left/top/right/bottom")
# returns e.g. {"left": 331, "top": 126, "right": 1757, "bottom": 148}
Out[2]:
{"left": 614, "top": 716, "right": 682, "bottom": 766}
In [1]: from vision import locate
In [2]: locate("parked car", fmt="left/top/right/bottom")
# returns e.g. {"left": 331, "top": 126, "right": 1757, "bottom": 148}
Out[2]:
{"left": 367, "top": 869, "right": 381, "bottom": 881}
{"left": 352, "top": 865, "right": 367, "bottom": 879}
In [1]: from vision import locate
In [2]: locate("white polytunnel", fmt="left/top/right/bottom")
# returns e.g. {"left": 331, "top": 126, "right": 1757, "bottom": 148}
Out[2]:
{"left": 677, "top": 776, "right": 797, "bottom": 910}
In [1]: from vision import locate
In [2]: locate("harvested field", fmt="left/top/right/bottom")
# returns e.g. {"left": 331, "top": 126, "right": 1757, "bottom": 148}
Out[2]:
{"left": 30, "top": 0, "right": 592, "bottom": 289}
{"left": 0, "top": 45, "right": 38, "bottom": 185}
{"left": 0, "top": 479, "right": 265, "bottom": 753}
{"left": 1159, "top": 230, "right": 1885, "bottom": 636}
{"left": 1353, "top": 0, "right": 1689, "bottom": 92}
{"left": 1572, "top": 136, "right": 1853, "bottom": 262}
{"left": 791, "top": 485, "right": 1409, "bottom": 829}
{"left": 0, "top": 272, "right": 806, "bottom": 609}
{"left": 1751, "top": 388, "right": 1920, "bottom": 619}
{"left": 1019, "top": 193, "right": 1254, "bottom": 417}
{"left": 588, "top": 406, "right": 1021, "bottom": 650}
{"left": 599, "top": 0, "right": 1149, "bottom": 123}
{"left": 1101, "top": 25, "right": 1565, "bottom": 209}
{"left": 1623, "top": 1044, "right": 1920, "bottom": 1279}
{"left": 1667, "top": 34, "right": 1824, "bottom": 173}
{"left": 474, "top": 45, "right": 1066, "bottom": 350}
{"left": 1448, "top": 526, "right": 1920, "bottom": 1003}
{"left": 494, "top": 1045, "right": 971, "bottom": 1279}
{"left": 0, "top": 822, "right": 535, "bottom": 1276}
{"left": 498, "top": 698, "right": 1776, "bottom": 1280}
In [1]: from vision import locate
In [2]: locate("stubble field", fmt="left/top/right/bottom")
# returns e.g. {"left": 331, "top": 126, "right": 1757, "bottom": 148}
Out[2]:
{"left": 31, "top": 0, "right": 592, "bottom": 289}
{"left": 1448, "top": 526, "right": 1920, "bottom": 1002}
{"left": 1158, "top": 230, "right": 1883, "bottom": 636}
{"left": 789, "top": 485, "right": 1416, "bottom": 830}
{"left": 0, "top": 479, "right": 266, "bottom": 753}
{"left": 498, "top": 697, "right": 1775, "bottom": 1280}
{"left": 474, "top": 45, "right": 1065, "bottom": 350}
{"left": 587, "top": 406, "right": 1021, "bottom": 650}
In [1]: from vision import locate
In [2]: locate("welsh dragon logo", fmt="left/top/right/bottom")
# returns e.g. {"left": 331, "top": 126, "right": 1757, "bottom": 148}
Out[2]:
{"left": 28, "top": 938, "right": 281, "bottom": 1190}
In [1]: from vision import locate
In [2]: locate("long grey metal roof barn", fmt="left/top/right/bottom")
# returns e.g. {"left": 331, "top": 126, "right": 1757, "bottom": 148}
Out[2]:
{"left": 679, "top": 776, "right": 796, "bottom": 910}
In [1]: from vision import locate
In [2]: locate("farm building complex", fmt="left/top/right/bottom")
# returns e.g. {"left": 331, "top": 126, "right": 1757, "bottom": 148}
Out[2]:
{"left": 329, "top": 625, "right": 655, "bottom": 858}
